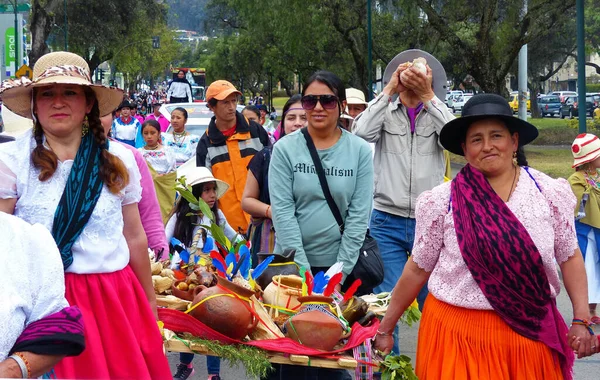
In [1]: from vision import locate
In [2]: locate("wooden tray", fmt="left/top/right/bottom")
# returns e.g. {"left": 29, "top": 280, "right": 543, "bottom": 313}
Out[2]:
{"left": 164, "top": 336, "right": 361, "bottom": 369}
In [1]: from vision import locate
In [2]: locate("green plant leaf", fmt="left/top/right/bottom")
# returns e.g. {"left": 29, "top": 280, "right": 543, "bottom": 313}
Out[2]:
{"left": 197, "top": 197, "right": 215, "bottom": 221}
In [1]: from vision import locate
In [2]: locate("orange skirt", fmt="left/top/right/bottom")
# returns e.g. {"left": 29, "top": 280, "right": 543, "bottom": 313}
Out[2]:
{"left": 416, "top": 295, "right": 563, "bottom": 380}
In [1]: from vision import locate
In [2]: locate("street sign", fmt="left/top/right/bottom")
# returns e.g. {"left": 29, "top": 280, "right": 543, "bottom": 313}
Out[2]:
{"left": 0, "top": 4, "right": 31, "bottom": 13}
{"left": 16, "top": 64, "right": 31, "bottom": 79}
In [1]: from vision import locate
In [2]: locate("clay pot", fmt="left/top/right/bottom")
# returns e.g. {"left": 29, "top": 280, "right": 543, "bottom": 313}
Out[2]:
{"left": 262, "top": 275, "right": 303, "bottom": 312}
{"left": 188, "top": 277, "right": 258, "bottom": 340}
{"left": 284, "top": 296, "right": 344, "bottom": 351}
{"left": 255, "top": 249, "right": 299, "bottom": 290}
{"left": 171, "top": 280, "right": 198, "bottom": 302}
{"left": 340, "top": 296, "right": 369, "bottom": 326}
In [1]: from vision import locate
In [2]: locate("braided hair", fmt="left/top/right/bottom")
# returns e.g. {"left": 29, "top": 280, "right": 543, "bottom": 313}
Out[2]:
{"left": 31, "top": 87, "right": 129, "bottom": 194}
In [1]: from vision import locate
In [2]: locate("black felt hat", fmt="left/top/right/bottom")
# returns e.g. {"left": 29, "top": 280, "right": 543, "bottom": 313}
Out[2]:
{"left": 439, "top": 93, "right": 539, "bottom": 156}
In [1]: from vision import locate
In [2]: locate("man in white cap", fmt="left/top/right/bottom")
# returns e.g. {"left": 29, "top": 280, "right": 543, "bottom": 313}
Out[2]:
{"left": 354, "top": 51, "right": 454, "bottom": 354}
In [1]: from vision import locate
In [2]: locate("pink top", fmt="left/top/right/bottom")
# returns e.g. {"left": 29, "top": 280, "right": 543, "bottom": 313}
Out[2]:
{"left": 412, "top": 167, "right": 578, "bottom": 310}
{"left": 146, "top": 114, "right": 170, "bottom": 133}
{"left": 113, "top": 139, "right": 169, "bottom": 258}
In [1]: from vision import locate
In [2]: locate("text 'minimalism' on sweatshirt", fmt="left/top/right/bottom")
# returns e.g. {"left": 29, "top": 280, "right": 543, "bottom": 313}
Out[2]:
{"left": 293, "top": 162, "right": 354, "bottom": 177}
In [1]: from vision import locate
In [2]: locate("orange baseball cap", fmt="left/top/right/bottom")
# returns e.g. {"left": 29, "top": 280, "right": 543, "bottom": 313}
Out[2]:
{"left": 206, "top": 80, "right": 242, "bottom": 102}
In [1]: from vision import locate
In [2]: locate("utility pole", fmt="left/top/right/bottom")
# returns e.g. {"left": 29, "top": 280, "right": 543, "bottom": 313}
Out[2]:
{"left": 64, "top": 0, "right": 68, "bottom": 51}
{"left": 517, "top": 0, "right": 527, "bottom": 121}
{"left": 577, "top": 0, "right": 586, "bottom": 133}
{"left": 13, "top": 0, "right": 18, "bottom": 73}
{"left": 367, "top": 0, "right": 373, "bottom": 100}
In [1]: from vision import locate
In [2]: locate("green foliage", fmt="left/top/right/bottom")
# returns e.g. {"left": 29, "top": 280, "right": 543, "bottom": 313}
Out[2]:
{"left": 399, "top": 304, "right": 422, "bottom": 328}
{"left": 379, "top": 354, "right": 418, "bottom": 380}
{"left": 587, "top": 84, "right": 600, "bottom": 93}
{"left": 566, "top": 118, "right": 600, "bottom": 132}
{"left": 180, "top": 333, "right": 273, "bottom": 378}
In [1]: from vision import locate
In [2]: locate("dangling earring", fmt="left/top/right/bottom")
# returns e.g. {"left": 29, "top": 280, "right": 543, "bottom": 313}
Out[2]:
{"left": 82, "top": 115, "right": 89, "bottom": 137}
{"left": 512, "top": 151, "right": 518, "bottom": 166}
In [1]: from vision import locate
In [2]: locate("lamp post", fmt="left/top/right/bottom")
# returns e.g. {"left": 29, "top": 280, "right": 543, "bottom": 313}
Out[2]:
{"left": 576, "top": 0, "right": 586, "bottom": 133}
{"left": 367, "top": 0, "right": 373, "bottom": 100}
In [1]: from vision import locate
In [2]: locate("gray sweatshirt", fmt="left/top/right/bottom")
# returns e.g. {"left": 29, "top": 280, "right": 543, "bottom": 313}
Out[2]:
{"left": 353, "top": 94, "right": 455, "bottom": 218}
{"left": 269, "top": 129, "right": 373, "bottom": 280}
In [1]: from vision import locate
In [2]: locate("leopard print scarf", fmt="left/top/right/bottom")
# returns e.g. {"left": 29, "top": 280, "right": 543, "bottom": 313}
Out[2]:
{"left": 451, "top": 163, "right": 573, "bottom": 380}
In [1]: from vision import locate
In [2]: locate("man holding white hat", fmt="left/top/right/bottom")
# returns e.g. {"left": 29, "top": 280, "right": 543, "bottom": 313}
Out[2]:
{"left": 354, "top": 50, "right": 454, "bottom": 354}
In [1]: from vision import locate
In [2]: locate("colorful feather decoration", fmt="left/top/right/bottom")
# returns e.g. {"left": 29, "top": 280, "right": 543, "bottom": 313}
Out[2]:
{"left": 323, "top": 272, "right": 343, "bottom": 297}
{"left": 299, "top": 267, "right": 308, "bottom": 296}
{"left": 251, "top": 255, "right": 274, "bottom": 280}
{"left": 312, "top": 271, "right": 327, "bottom": 295}
{"left": 324, "top": 262, "right": 344, "bottom": 279}
{"left": 342, "top": 279, "right": 362, "bottom": 302}
{"left": 225, "top": 252, "right": 237, "bottom": 271}
{"left": 202, "top": 236, "right": 215, "bottom": 253}
{"left": 305, "top": 270, "right": 314, "bottom": 296}
{"left": 179, "top": 248, "right": 190, "bottom": 265}
{"left": 231, "top": 252, "right": 248, "bottom": 277}
{"left": 239, "top": 251, "right": 251, "bottom": 279}
{"left": 210, "top": 251, "right": 227, "bottom": 269}
{"left": 211, "top": 259, "right": 227, "bottom": 277}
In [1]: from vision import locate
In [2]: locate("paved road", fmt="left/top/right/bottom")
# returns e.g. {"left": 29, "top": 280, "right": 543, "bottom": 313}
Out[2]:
{"left": 166, "top": 282, "right": 599, "bottom": 380}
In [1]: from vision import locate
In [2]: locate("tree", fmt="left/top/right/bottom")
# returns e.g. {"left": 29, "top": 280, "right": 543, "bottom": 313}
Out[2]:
{"left": 29, "top": 0, "right": 169, "bottom": 73}
{"left": 29, "top": 0, "right": 64, "bottom": 66}
{"left": 414, "top": 0, "right": 577, "bottom": 94}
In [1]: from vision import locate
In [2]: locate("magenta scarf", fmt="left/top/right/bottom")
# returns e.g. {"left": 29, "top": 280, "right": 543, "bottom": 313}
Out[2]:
{"left": 451, "top": 164, "right": 573, "bottom": 380}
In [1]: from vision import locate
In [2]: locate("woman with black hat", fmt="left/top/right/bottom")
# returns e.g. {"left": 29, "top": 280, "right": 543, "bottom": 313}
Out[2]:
{"left": 374, "top": 94, "right": 594, "bottom": 379}
{"left": 111, "top": 99, "right": 143, "bottom": 147}
{"left": 167, "top": 69, "right": 193, "bottom": 104}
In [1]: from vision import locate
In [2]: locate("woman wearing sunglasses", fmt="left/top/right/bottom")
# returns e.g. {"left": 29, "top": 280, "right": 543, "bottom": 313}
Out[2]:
{"left": 269, "top": 74, "right": 373, "bottom": 377}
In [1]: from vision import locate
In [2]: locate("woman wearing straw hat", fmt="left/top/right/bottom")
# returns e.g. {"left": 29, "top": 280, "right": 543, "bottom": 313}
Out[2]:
{"left": 374, "top": 93, "right": 595, "bottom": 379}
{"left": 0, "top": 52, "right": 170, "bottom": 378}
{"left": 568, "top": 133, "right": 600, "bottom": 326}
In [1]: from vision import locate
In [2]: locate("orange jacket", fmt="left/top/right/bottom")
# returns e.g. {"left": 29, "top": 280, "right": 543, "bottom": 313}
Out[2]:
{"left": 196, "top": 112, "right": 270, "bottom": 233}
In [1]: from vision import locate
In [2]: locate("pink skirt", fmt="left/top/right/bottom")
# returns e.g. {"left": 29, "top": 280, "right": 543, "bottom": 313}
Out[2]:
{"left": 53, "top": 266, "right": 171, "bottom": 379}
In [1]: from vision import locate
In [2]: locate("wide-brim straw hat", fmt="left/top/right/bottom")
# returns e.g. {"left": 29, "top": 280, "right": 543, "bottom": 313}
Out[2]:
{"left": 383, "top": 49, "right": 448, "bottom": 101}
{"left": 571, "top": 133, "right": 600, "bottom": 168}
{"left": 0, "top": 51, "right": 123, "bottom": 119}
{"left": 177, "top": 158, "right": 229, "bottom": 199}
{"left": 439, "top": 93, "right": 539, "bottom": 156}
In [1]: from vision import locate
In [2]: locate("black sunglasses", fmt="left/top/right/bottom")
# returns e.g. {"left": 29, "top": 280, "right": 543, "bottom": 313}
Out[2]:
{"left": 301, "top": 94, "right": 339, "bottom": 110}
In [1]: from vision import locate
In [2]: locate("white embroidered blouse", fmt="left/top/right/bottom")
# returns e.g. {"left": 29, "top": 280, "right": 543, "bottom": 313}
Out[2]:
{"left": 0, "top": 133, "right": 142, "bottom": 274}
{"left": 0, "top": 212, "right": 68, "bottom": 361}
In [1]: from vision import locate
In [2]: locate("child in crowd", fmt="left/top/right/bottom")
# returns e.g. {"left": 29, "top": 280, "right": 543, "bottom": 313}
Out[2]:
{"left": 568, "top": 133, "right": 600, "bottom": 325}
{"left": 166, "top": 162, "right": 239, "bottom": 380}
{"left": 138, "top": 119, "right": 176, "bottom": 175}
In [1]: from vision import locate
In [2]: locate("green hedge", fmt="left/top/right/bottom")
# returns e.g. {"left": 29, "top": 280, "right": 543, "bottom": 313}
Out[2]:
{"left": 587, "top": 83, "right": 600, "bottom": 93}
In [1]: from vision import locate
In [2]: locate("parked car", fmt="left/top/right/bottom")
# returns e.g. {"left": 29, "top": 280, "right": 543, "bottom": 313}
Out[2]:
{"left": 191, "top": 85, "right": 205, "bottom": 102}
{"left": 538, "top": 95, "right": 561, "bottom": 117}
{"left": 587, "top": 92, "right": 600, "bottom": 109}
{"left": 445, "top": 90, "right": 463, "bottom": 107}
{"left": 450, "top": 93, "right": 473, "bottom": 113}
{"left": 508, "top": 93, "right": 531, "bottom": 113}
{"left": 559, "top": 95, "right": 594, "bottom": 119}
{"left": 160, "top": 102, "right": 246, "bottom": 136}
{"left": 550, "top": 91, "right": 577, "bottom": 103}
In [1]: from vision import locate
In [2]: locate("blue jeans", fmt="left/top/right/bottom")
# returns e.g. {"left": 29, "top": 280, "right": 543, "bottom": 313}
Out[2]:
{"left": 370, "top": 209, "right": 428, "bottom": 354}
{"left": 179, "top": 353, "right": 220, "bottom": 375}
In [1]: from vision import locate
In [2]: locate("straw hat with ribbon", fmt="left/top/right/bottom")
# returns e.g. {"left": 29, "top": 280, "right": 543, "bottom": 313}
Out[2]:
{"left": 0, "top": 51, "right": 123, "bottom": 119}
{"left": 177, "top": 158, "right": 230, "bottom": 199}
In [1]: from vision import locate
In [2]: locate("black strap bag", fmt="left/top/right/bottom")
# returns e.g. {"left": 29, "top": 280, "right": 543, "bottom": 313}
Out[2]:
{"left": 301, "top": 128, "right": 383, "bottom": 296}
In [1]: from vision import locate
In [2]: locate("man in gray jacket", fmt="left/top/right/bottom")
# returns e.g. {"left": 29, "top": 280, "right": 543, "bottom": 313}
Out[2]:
{"left": 354, "top": 50, "right": 454, "bottom": 319}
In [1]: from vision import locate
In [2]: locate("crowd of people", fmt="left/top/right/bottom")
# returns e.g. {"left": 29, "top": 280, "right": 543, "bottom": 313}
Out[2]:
{"left": 0, "top": 48, "right": 599, "bottom": 380}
